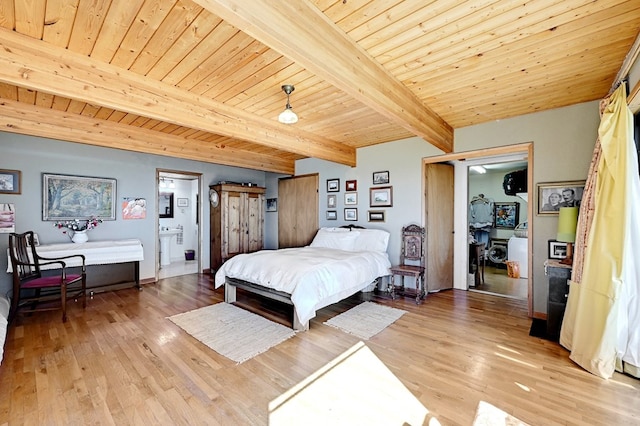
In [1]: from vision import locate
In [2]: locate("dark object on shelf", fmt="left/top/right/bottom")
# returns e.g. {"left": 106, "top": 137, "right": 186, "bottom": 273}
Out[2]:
{"left": 503, "top": 169, "right": 527, "bottom": 195}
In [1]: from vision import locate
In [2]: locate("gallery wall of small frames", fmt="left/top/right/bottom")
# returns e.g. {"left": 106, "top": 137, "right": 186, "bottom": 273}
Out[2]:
{"left": 325, "top": 171, "right": 392, "bottom": 223}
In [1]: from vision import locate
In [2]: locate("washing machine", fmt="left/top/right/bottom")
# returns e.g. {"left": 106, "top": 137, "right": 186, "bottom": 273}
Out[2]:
{"left": 508, "top": 236, "right": 528, "bottom": 278}
{"left": 487, "top": 238, "right": 508, "bottom": 267}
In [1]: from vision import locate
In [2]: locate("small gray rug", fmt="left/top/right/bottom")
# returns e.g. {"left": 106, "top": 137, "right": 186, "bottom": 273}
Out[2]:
{"left": 324, "top": 302, "right": 407, "bottom": 340}
{"left": 168, "top": 303, "right": 295, "bottom": 364}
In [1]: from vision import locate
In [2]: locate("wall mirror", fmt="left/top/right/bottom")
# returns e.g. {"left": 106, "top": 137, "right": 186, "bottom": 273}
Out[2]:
{"left": 159, "top": 192, "right": 174, "bottom": 218}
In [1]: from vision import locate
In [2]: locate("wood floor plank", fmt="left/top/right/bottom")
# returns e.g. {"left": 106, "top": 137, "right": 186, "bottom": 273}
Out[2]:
{"left": 0, "top": 274, "right": 638, "bottom": 425}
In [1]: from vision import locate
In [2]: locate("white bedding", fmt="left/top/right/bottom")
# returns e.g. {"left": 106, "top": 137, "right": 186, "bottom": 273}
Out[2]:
{"left": 214, "top": 246, "right": 391, "bottom": 326}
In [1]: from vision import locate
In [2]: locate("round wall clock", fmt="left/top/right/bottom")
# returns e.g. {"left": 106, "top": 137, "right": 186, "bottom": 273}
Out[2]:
{"left": 209, "top": 188, "right": 219, "bottom": 208}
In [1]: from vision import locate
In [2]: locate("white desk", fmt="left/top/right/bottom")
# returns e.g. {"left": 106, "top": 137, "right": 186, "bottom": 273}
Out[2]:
{"left": 8, "top": 239, "right": 144, "bottom": 290}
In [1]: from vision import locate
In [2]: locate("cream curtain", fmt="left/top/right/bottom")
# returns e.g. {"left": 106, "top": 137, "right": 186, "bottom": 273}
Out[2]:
{"left": 560, "top": 84, "right": 640, "bottom": 379}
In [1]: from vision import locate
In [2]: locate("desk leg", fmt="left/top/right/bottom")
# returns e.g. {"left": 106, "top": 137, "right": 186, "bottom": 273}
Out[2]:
{"left": 135, "top": 261, "right": 142, "bottom": 291}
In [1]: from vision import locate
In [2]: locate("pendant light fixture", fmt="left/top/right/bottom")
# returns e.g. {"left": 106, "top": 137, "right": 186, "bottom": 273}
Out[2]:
{"left": 278, "top": 84, "right": 298, "bottom": 124}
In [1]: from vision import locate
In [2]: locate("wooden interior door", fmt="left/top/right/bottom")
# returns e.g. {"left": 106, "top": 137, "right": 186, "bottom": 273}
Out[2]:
{"left": 425, "top": 163, "right": 454, "bottom": 291}
{"left": 278, "top": 174, "right": 318, "bottom": 248}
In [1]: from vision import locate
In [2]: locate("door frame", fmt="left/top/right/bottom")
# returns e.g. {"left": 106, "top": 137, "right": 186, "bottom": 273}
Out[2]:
{"left": 422, "top": 142, "right": 533, "bottom": 316}
{"left": 156, "top": 169, "right": 203, "bottom": 279}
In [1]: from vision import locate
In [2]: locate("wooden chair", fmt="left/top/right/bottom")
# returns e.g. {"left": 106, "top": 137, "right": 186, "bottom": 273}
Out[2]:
{"left": 8, "top": 231, "right": 86, "bottom": 323}
{"left": 388, "top": 224, "right": 426, "bottom": 304}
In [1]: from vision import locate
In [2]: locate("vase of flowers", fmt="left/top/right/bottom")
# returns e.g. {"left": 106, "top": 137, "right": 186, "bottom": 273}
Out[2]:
{"left": 54, "top": 216, "right": 102, "bottom": 243}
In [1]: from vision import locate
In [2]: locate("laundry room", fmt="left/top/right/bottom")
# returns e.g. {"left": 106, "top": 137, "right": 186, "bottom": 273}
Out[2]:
{"left": 468, "top": 161, "right": 528, "bottom": 299}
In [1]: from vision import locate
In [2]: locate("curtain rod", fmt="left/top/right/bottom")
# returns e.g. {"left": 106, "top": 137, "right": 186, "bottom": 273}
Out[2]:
{"left": 609, "top": 30, "right": 640, "bottom": 96}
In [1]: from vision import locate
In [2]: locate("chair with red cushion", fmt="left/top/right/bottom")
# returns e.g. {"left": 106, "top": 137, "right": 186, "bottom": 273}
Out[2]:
{"left": 8, "top": 231, "right": 86, "bottom": 323}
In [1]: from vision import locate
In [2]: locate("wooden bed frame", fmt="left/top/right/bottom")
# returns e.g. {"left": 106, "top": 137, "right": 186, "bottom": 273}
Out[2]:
{"left": 224, "top": 276, "right": 310, "bottom": 330}
{"left": 223, "top": 225, "right": 378, "bottom": 331}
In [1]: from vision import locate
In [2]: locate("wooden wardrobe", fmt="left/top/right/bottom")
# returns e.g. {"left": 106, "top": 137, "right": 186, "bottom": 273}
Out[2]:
{"left": 209, "top": 183, "right": 265, "bottom": 271}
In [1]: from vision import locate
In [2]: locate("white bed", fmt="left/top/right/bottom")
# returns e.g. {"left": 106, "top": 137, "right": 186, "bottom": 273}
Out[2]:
{"left": 214, "top": 227, "right": 391, "bottom": 330}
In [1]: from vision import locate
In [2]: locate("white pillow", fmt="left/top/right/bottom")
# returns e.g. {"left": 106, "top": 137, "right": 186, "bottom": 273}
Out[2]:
{"left": 353, "top": 229, "right": 390, "bottom": 252}
{"left": 310, "top": 228, "right": 360, "bottom": 251}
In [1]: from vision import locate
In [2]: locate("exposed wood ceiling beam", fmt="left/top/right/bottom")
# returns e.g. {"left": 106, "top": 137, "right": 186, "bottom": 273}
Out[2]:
{"left": 194, "top": 0, "right": 453, "bottom": 153}
{"left": 0, "top": 98, "right": 295, "bottom": 174}
{"left": 0, "top": 28, "right": 355, "bottom": 167}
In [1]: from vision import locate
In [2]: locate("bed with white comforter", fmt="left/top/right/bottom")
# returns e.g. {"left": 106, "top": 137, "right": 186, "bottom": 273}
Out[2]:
{"left": 214, "top": 227, "right": 391, "bottom": 330}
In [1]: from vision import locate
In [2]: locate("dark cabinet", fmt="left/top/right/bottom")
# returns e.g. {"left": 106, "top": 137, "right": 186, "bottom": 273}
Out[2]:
{"left": 545, "top": 260, "right": 572, "bottom": 341}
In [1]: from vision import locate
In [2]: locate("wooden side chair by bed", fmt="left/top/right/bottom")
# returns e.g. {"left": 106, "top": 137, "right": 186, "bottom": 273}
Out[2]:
{"left": 8, "top": 231, "right": 86, "bottom": 323}
{"left": 388, "top": 224, "right": 426, "bottom": 304}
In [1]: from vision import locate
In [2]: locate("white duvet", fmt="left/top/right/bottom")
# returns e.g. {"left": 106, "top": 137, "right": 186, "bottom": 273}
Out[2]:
{"left": 214, "top": 247, "right": 391, "bottom": 325}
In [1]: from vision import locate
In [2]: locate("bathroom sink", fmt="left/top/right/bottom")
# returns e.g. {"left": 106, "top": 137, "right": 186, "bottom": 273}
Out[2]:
{"left": 159, "top": 229, "right": 181, "bottom": 266}
{"left": 159, "top": 228, "right": 181, "bottom": 237}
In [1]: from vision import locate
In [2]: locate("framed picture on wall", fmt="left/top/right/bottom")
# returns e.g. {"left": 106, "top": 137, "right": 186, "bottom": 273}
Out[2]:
{"left": 373, "top": 171, "right": 389, "bottom": 185}
{"left": 327, "top": 194, "right": 337, "bottom": 208}
{"left": 344, "top": 192, "right": 357, "bottom": 205}
{"left": 266, "top": 198, "right": 277, "bottom": 212}
{"left": 326, "top": 210, "right": 337, "bottom": 220}
{"left": 368, "top": 210, "right": 385, "bottom": 222}
{"left": 369, "top": 186, "right": 392, "bottom": 207}
{"left": 327, "top": 179, "right": 340, "bottom": 192}
{"left": 548, "top": 239, "right": 568, "bottom": 259}
{"left": 42, "top": 173, "right": 117, "bottom": 220}
{"left": 0, "top": 169, "right": 21, "bottom": 194}
{"left": 344, "top": 208, "right": 357, "bottom": 221}
{"left": 346, "top": 180, "right": 357, "bottom": 191}
{"left": 537, "top": 181, "right": 585, "bottom": 215}
{"left": 494, "top": 202, "right": 519, "bottom": 229}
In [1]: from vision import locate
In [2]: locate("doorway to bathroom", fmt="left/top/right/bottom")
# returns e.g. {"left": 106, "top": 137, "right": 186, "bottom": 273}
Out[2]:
{"left": 157, "top": 169, "right": 202, "bottom": 279}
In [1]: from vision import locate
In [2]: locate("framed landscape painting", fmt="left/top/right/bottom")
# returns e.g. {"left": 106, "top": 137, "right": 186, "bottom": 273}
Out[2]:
{"left": 43, "top": 173, "right": 117, "bottom": 221}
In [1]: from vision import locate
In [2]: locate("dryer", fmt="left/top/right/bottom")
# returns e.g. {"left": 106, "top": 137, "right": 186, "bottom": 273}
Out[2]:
{"left": 508, "top": 236, "right": 528, "bottom": 278}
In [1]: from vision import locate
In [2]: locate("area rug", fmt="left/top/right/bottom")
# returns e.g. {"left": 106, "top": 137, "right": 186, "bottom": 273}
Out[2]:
{"left": 168, "top": 303, "right": 295, "bottom": 364}
{"left": 324, "top": 302, "right": 407, "bottom": 340}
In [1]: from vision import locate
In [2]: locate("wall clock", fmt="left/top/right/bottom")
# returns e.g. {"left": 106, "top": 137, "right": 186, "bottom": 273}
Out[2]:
{"left": 209, "top": 188, "right": 219, "bottom": 208}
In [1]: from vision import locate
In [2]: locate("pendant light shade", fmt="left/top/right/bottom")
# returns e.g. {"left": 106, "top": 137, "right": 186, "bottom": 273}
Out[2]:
{"left": 278, "top": 85, "right": 298, "bottom": 124}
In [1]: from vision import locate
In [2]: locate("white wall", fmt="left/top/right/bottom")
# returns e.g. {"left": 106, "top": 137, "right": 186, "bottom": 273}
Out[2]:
{"left": 0, "top": 132, "right": 267, "bottom": 296}
{"left": 1, "top": 100, "right": 600, "bottom": 315}
{"left": 296, "top": 137, "right": 442, "bottom": 267}
{"left": 263, "top": 172, "right": 290, "bottom": 249}
{"left": 296, "top": 101, "right": 600, "bottom": 315}
{"left": 455, "top": 101, "right": 598, "bottom": 313}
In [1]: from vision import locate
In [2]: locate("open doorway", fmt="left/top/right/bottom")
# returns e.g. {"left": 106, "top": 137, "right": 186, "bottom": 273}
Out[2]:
{"left": 157, "top": 169, "right": 202, "bottom": 279}
{"left": 423, "top": 143, "right": 533, "bottom": 317}
{"left": 468, "top": 160, "right": 528, "bottom": 300}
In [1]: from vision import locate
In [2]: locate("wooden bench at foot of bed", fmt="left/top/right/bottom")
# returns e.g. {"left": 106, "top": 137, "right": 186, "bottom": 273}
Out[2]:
{"left": 224, "top": 277, "right": 309, "bottom": 331}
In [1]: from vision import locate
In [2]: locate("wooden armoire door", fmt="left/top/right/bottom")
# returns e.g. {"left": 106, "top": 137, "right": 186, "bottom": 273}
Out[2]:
{"left": 278, "top": 174, "right": 318, "bottom": 248}
{"left": 210, "top": 184, "right": 265, "bottom": 271}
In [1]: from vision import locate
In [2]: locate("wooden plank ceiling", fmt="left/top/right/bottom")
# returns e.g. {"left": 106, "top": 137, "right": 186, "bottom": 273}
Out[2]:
{"left": 0, "top": 0, "right": 638, "bottom": 174}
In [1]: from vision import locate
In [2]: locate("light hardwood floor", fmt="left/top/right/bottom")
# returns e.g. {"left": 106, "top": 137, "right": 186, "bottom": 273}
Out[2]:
{"left": 0, "top": 274, "right": 638, "bottom": 425}
{"left": 470, "top": 265, "right": 528, "bottom": 300}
